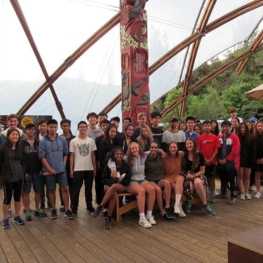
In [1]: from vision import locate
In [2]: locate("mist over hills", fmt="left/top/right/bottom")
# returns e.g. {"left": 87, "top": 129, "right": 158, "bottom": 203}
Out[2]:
{"left": 0, "top": 77, "right": 121, "bottom": 132}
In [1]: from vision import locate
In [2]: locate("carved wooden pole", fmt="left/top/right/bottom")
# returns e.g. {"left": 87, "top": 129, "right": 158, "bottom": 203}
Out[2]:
{"left": 120, "top": 0, "right": 150, "bottom": 126}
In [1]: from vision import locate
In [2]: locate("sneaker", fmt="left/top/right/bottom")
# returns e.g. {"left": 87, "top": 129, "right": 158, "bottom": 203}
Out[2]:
{"left": 139, "top": 218, "right": 152, "bottom": 228}
{"left": 92, "top": 206, "right": 102, "bottom": 218}
{"left": 65, "top": 210, "right": 74, "bottom": 220}
{"left": 229, "top": 197, "right": 237, "bottom": 205}
{"left": 23, "top": 208, "right": 34, "bottom": 213}
{"left": 34, "top": 209, "right": 46, "bottom": 217}
{"left": 103, "top": 209, "right": 108, "bottom": 218}
{"left": 87, "top": 206, "right": 95, "bottom": 213}
{"left": 204, "top": 204, "right": 216, "bottom": 216}
{"left": 8, "top": 209, "right": 13, "bottom": 218}
{"left": 2, "top": 218, "right": 10, "bottom": 229}
{"left": 255, "top": 192, "right": 262, "bottom": 199}
{"left": 183, "top": 202, "right": 191, "bottom": 214}
{"left": 104, "top": 217, "right": 112, "bottom": 229}
{"left": 146, "top": 215, "right": 156, "bottom": 225}
{"left": 25, "top": 211, "right": 32, "bottom": 221}
{"left": 72, "top": 210, "right": 77, "bottom": 216}
{"left": 178, "top": 206, "right": 186, "bottom": 218}
{"left": 51, "top": 209, "right": 57, "bottom": 219}
{"left": 48, "top": 203, "right": 52, "bottom": 210}
{"left": 60, "top": 206, "right": 65, "bottom": 212}
{"left": 174, "top": 204, "right": 180, "bottom": 214}
{"left": 14, "top": 216, "right": 25, "bottom": 225}
{"left": 209, "top": 195, "right": 215, "bottom": 203}
{"left": 240, "top": 194, "right": 245, "bottom": 200}
{"left": 249, "top": 186, "right": 254, "bottom": 193}
{"left": 217, "top": 194, "right": 228, "bottom": 199}
{"left": 162, "top": 211, "right": 175, "bottom": 220}
{"left": 245, "top": 193, "right": 251, "bottom": 200}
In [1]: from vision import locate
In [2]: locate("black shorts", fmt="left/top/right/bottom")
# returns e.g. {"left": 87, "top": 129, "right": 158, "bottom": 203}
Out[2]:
{"left": 150, "top": 179, "right": 163, "bottom": 185}
{"left": 205, "top": 164, "right": 215, "bottom": 177}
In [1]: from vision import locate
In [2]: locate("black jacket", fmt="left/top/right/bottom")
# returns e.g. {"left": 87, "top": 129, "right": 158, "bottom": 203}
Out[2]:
{"left": 0, "top": 144, "right": 25, "bottom": 183}
{"left": 102, "top": 160, "right": 131, "bottom": 187}
{"left": 239, "top": 136, "right": 256, "bottom": 168}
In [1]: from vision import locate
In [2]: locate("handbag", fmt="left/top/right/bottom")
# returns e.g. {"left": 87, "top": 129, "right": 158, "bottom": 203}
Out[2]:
{"left": 180, "top": 171, "right": 193, "bottom": 200}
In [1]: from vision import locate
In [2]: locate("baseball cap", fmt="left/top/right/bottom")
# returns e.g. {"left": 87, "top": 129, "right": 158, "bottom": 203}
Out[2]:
{"left": 169, "top": 116, "right": 178, "bottom": 122}
{"left": 250, "top": 117, "right": 258, "bottom": 122}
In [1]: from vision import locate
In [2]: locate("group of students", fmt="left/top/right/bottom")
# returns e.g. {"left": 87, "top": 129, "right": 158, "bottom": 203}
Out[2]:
{"left": 0, "top": 108, "right": 262, "bottom": 230}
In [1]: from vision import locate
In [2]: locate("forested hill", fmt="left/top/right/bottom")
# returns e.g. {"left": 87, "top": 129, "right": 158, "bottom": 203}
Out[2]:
{"left": 152, "top": 45, "right": 263, "bottom": 122}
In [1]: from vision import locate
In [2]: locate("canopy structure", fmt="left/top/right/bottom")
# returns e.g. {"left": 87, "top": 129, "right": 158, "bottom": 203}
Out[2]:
{"left": 0, "top": 0, "right": 263, "bottom": 130}
{"left": 246, "top": 83, "right": 263, "bottom": 100}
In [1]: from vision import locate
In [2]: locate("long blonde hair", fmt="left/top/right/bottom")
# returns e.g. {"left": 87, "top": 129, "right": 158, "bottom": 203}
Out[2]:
{"left": 137, "top": 124, "right": 153, "bottom": 151}
{"left": 126, "top": 142, "right": 145, "bottom": 166}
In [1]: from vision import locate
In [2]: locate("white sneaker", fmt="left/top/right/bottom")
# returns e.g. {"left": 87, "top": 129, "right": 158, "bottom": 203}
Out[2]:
{"left": 139, "top": 218, "right": 152, "bottom": 228}
{"left": 255, "top": 192, "right": 262, "bottom": 199}
{"left": 178, "top": 204, "right": 186, "bottom": 218}
{"left": 174, "top": 204, "right": 180, "bottom": 214}
{"left": 179, "top": 207, "right": 186, "bottom": 217}
{"left": 146, "top": 216, "right": 156, "bottom": 225}
{"left": 240, "top": 194, "right": 245, "bottom": 200}
{"left": 245, "top": 193, "right": 251, "bottom": 200}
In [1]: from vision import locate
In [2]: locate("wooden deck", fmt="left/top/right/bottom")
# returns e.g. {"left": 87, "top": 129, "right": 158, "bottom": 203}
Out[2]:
{"left": 1, "top": 182, "right": 263, "bottom": 263}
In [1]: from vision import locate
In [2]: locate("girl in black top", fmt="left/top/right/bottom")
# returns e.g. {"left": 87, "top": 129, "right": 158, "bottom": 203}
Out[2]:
{"left": 0, "top": 128, "right": 25, "bottom": 228}
{"left": 254, "top": 121, "right": 263, "bottom": 198}
{"left": 121, "top": 124, "right": 137, "bottom": 154}
{"left": 237, "top": 123, "right": 256, "bottom": 200}
{"left": 211, "top": 119, "right": 219, "bottom": 136}
{"left": 182, "top": 138, "right": 215, "bottom": 216}
{"left": 99, "top": 124, "right": 122, "bottom": 169}
{"left": 92, "top": 147, "right": 131, "bottom": 229}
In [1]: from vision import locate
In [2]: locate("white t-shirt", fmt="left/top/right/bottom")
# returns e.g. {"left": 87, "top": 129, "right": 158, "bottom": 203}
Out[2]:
{"left": 69, "top": 137, "right": 97, "bottom": 171}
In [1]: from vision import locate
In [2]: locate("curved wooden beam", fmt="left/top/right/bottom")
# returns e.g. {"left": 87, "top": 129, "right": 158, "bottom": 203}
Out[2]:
{"left": 179, "top": 0, "right": 216, "bottom": 117}
{"left": 236, "top": 29, "right": 263, "bottom": 73}
{"left": 11, "top": 0, "right": 66, "bottom": 119}
{"left": 161, "top": 42, "right": 263, "bottom": 117}
{"left": 17, "top": 12, "right": 121, "bottom": 115}
{"left": 101, "top": 0, "right": 263, "bottom": 114}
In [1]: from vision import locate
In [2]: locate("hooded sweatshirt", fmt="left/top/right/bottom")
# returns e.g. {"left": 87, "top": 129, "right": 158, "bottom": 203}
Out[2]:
{"left": 124, "top": 154, "right": 147, "bottom": 182}
{"left": 38, "top": 134, "right": 68, "bottom": 173}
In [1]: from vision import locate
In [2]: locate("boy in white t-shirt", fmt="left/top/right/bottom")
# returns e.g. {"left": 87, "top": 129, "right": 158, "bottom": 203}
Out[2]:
{"left": 70, "top": 121, "right": 97, "bottom": 215}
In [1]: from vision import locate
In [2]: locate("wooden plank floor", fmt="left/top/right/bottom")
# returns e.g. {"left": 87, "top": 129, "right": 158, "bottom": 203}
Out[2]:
{"left": 1, "top": 181, "right": 263, "bottom": 263}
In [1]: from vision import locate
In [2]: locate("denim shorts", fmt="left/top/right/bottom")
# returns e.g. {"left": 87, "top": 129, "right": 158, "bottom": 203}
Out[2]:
{"left": 130, "top": 180, "right": 148, "bottom": 185}
{"left": 46, "top": 172, "right": 68, "bottom": 191}
{"left": 23, "top": 173, "right": 42, "bottom": 193}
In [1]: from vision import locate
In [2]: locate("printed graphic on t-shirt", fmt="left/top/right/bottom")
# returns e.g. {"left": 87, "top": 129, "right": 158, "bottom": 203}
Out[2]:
{"left": 77, "top": 143, "right": 90, "bottom": 156}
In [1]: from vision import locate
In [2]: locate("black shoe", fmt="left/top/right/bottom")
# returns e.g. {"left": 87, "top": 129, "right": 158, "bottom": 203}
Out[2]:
{"left": 162, "top": 211, "right": 175, "bottom": 220}
{"left": 60, "top": 206, "right": 65, "bottom": 212}
{"left": 48, "top": 203, "right": 52, "bottom": 210}
{"left": 40, "top": 202, "right": 45, "bottom": 210}
{"left": 103, "top": 210, "right": 108, "bottom": 218}
{"left": 51, "top": 209, "right": 57, "bottom": 219}
{"left": 87, "top": 206, "right": 95, "bottom": 213}
{"left": 104, "top": 217, "right": 111, "bottom": 229}
{"left": 72, "top": 210, "right": 77, "bottom": 216}
{"left": 92, "top": 206, "right": 102, "bottom": 218}
{"left": 64, "top": 210, "right": 74, "bottom": 220}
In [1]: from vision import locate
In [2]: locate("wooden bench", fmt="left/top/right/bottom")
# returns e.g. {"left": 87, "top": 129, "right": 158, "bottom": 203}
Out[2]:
{"left": 115, "top": 193, "right": 137, "bottom": 222}
{"left": 228, "top": 227, "right": 263, "bottom": 263}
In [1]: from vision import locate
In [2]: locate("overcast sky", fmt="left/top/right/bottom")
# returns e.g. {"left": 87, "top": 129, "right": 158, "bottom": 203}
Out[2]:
{"left": 0, "top": 0, "right": 262, "bottom": 125}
